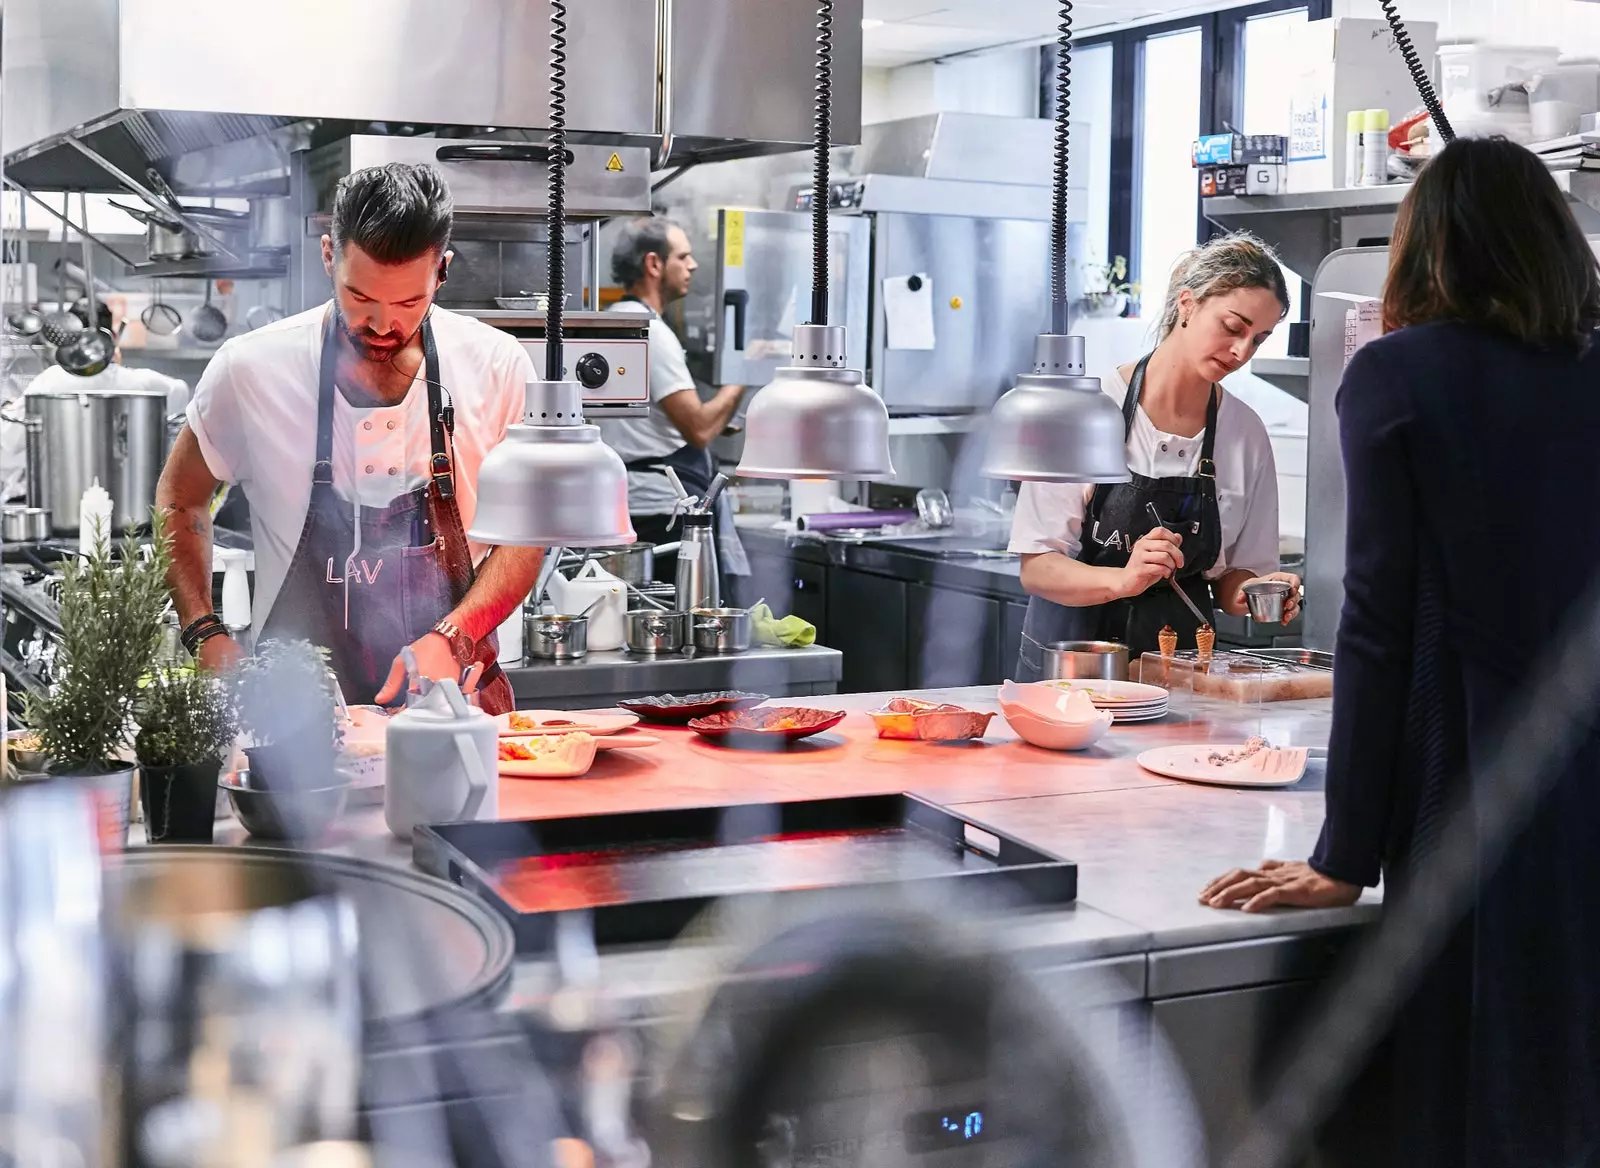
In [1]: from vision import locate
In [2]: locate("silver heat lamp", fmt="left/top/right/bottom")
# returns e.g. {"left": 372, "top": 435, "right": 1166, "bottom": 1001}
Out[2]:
{"left": 981, "top": 0, "right": 1130, "bottom": 485}
{"left": 979, "top": 334, "right": 1129, "bottom": 483}
{"left": 467, "top": 380, "right": 634, "bottom": 547}
{"left": 737, "top": 0, "right": 894, "bottom": 483}
{"left": 466, "top": 0, "right": 634, "bottom": 548}
{"left": 735, "top": 323, "right": 893, "bottom": 481}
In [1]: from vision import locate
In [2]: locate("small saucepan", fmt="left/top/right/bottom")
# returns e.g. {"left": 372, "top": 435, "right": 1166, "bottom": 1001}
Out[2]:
{"left": 692, "top": 607, "right": 752, "bottom": 655}
{"left": 625, "top": 609, "right": 689, "bottom": 656}
{"left": 525, "top": 613, "right": 589, "bottom": 661}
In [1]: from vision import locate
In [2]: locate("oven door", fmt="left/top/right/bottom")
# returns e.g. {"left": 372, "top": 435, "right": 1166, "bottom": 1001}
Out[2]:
{"left": 706, "top": 208, "right": 870, "bottom": 388}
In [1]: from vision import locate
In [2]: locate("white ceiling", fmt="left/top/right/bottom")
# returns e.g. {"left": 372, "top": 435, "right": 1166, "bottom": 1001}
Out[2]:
{"left": 861, "top": 0, "right": 1238, "bottom": 67}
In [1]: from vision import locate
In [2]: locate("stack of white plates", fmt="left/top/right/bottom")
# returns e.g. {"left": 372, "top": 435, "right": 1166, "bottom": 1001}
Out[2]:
{"left": 1043, "top": 678, "right": 1169, "bottom": 723}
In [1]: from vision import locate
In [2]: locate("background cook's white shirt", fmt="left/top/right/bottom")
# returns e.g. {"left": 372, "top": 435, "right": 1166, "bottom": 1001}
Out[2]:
{"left": 596, "top": 300, "right": 698, "bottom": 516}
{"left": 186, "top": 304, "right": 532, "bottom": 636}
{"left": 1007, "top": 364, "right": 1280, "bottom": 581}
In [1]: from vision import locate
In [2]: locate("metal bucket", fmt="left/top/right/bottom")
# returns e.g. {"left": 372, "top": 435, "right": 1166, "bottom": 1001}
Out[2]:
{"left": 1041, "top": 640, "right": 1129, "bottom": 681}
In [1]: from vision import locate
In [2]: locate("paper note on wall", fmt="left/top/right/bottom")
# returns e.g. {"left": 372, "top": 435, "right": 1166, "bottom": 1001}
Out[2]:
{"left": 883, "top": 273, "right": 936, "bottom": 350}
{"left": 1320, "top": 291, "right": 1382, "bottom": 368}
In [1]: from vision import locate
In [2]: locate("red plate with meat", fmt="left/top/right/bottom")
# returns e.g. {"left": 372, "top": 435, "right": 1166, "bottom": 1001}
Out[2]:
{"left": 687, "top": 706, "right": 847, "bottom": 741}
{"left": 617, "top": 691, "right": 770, "bottom": 724}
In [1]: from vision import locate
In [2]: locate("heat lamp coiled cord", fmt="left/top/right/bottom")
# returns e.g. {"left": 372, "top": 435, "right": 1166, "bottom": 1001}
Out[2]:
{"left": 546, "top": 0, "right": 568, "bottom": 381}
{"left": 810, "top": 0, "right": 833, "bottom": 326}
{"left": 1380, "top": 0, "right": 1454, "bottom": 144}
{"left": 1051, "top": 0, "right": 1073, "bottom": 335}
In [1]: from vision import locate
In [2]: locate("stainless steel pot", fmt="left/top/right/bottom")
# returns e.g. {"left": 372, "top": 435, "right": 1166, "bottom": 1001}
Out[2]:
{"left": 2, "top": 506, "right": 51, "bottom": 543}
{"left": 524, "top": 613, "right": 589, "bottom": 661}
{"left": 24, "top": 384, "right": 168, "bottom": 535}
{"left": 625, "top": 609, "right": 689, "bottom": 656}
{"left": 565, "top": 544, "right": 654, "bottom": 588}
{"left": 248, "top": 197, "right": 296, "bottom": 253}
{"left": 1041, "top": 640, "right": 1129, "bottom": 681}
{"left": 692, "top": 607, "right": 752, "bottom": 655}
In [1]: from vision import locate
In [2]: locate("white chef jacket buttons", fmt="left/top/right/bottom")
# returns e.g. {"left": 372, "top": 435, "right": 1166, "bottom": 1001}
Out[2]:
{"left": 365, "top": 464, "right": 374, "bottom": 474}
{"left": 387, "top": 420, "right": 396, "bottom": 430}
{"left": 363, "top": 421, "right": 372, "bottom": 430}
{"left": 388, "top": 467, "right": 398, "bottom": 476}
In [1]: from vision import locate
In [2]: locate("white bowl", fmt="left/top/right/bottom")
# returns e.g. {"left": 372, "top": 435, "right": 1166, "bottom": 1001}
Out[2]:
{"left": 1000, "top": 704, "right": 1114, "bottom": 751}
{"left": 1000, "top": 680, "right": 1107, "bottom": 723}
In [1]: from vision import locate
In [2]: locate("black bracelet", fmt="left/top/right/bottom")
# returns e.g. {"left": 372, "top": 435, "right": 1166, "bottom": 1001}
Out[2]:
{"left": 180, "top": 613, "right": 226, "bottom": 657}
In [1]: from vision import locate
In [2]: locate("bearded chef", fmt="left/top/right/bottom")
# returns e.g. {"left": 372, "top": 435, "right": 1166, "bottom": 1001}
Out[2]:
{"left": 155, "top": 162, "right": 542, "bottom": 714}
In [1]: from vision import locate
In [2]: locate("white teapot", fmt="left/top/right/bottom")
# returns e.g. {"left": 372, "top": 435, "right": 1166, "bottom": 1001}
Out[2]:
{"left": 383, "top": 678, "right": 496, "bottom": 841}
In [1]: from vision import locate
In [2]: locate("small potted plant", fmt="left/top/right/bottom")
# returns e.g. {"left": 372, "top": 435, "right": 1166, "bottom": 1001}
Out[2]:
{"left": 135, "top": 667, "right": 236, "bottom": 844}
{"left": 25, "top": 513, "right": 172, "bottom": 848}
{"left": 1079, "top": 256, "right": 1140, "bottom": 318}
{"left": 231, "top": 639, "right": 344, "bottom": 793}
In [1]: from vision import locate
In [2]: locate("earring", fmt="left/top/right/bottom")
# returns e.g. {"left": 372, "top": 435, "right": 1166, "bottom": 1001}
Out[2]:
{"left": 1181, "top": 318, "right": 1189, "bottom": 329}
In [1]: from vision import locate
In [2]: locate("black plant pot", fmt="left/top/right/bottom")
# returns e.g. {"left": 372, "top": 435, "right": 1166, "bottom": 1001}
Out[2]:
{"left": 139, "top": 759, "right": 221, "bottom": 844}
{"left": 242, "top": 737, "right": 338, "bottom": 793}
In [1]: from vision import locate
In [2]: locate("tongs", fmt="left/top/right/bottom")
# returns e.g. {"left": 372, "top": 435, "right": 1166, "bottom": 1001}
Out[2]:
{"left": 1145, "top": 503, "right": 1212, "bottom": 628}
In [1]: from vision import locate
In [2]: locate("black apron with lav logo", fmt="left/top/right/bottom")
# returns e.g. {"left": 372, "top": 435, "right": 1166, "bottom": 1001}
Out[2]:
{"left": 1015, "top": 353, "right": 1224, "bottom": 680}
{"left": 259, "top": 310, "right": 513, "bottom": 712}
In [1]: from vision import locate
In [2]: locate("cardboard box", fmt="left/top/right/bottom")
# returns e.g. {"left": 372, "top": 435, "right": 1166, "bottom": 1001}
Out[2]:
{"left": 1193, "top": 133, "right": 1290, "bottom": 167}
{"left": 1287, "top": 17, "right": 1439, "bottom": 193}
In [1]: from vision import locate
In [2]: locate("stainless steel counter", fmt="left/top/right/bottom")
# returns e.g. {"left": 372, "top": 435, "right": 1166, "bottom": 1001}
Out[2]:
{"left": 501, "top": 645, "right": 842, "bottom": 707}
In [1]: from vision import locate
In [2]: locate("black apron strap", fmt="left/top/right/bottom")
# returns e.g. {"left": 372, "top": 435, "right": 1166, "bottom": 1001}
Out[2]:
{"left": 421, "top": 318, "right": 455, "bottom": 500}
{"left": 1196, "top": 381, "right": 1221, "bottom": 480}
{"left": 1088, "top": 353, "right": 1152, "bottom": 530}
{"left": 313, "top": 312, "right": 340, "bottom": 486}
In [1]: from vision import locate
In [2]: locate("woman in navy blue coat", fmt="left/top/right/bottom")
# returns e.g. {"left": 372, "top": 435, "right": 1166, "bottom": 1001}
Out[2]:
{"left": 1203, "top": 137, "right": 1600, "bottom": 1165}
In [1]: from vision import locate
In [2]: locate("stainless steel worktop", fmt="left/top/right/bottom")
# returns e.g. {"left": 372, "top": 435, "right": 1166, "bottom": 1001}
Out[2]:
{"left": 502, "top": 644, "right": 842, "bottom": 707}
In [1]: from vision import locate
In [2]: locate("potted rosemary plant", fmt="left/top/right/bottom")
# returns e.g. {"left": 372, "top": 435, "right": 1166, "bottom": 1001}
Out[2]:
{"left": 135, "top": 667, "right": 235, "bottom": 843}
{"left": 232, "top": 638, "right": 344, "bottom": 792}
{"left": 24, "top": 512, "right": 172, "bottom": 848}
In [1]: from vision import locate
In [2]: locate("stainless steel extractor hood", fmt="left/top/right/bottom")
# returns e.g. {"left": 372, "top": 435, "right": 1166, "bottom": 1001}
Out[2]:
{"left": 2, "top": 0, "right": 862, "bottom": 192}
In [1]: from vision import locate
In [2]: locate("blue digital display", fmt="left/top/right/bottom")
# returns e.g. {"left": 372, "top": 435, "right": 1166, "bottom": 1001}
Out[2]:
{"left": 904, "top": 1105, "right": 990, "bottom": 1152}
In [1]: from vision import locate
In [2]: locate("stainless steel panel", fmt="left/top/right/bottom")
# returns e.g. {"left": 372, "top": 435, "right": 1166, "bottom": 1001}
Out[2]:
{"left": 833, "top": 174, "right": 1061, "bottom": 221}
{"left": 306, "top": 138, "right": 651, "bottom": 218}
{"left": 871, "top": 213, "right": 1049, "bottom": 414}
{"left": 116, "top": 0, "right": 658, "bottom": 136}
{"left": 670, "top": 0, "right": 862, "bottom": 152}
{"left": 1303, "top": 247, "right": 1392, "bottom": 651}
{"left": 856, "top": 114, "right": 1056, "bottom": 185}
{"left": 710, "top": 209, "right": 871, "bottom": 388}
{"left": 1145, "top": 930, "right": 1361, "bottom": 999}
{"left": 1, "top": 0, "right": 121, "bottom": 159}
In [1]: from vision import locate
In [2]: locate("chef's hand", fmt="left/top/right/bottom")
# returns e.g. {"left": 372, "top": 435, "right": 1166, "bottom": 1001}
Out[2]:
{"left": 1243, "top": 571, "right": 1303, "bottom": 624}
{"left": 374, "top": 632, "right": 457, "bottom": 706}
{"left": 1118, "top": 527, "right": 1184, "bottom": 597}
{"left": 1200, "top": 859, "right": 1360, "bottom": 913}
{"left": 196, "top": 633, "right": 245, "bottom": 675}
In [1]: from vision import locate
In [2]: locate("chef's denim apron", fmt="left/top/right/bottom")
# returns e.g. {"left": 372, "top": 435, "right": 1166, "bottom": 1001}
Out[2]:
{"left": 1015, "top": 353, "right": 1224, "bottom": 680}
{"left": 260, "top": 311, "right": 514, "bottom": 713}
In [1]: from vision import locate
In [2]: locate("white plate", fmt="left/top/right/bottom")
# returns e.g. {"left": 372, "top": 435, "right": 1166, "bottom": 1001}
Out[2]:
{"left": 1136, "top": 744, "right": 1308, "bottom": 787}
{"left": 1110, "top": 708, "right": 1169, "bottom": 724}
{"left": 1042, "top": 678, "right": 1170, "bottom": 706}
{"left": 494, "top": 710, "right": 639, "bottom": 737}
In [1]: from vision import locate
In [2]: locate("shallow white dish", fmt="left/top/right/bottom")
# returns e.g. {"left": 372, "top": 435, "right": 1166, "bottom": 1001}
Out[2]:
{"left": 999, "top": 705, "right": 1114, "bottom": 752}
{"left": 1136, "top": 743, "right": 1309, "bottom": 787}
{"left": 494, "top": 709, "right": 639, "bottom": 737}
{"left": 1040, "top": 677, "right": 1169, "bottom": 706}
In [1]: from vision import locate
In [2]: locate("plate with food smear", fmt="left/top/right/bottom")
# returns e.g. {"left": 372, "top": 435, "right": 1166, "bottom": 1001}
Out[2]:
{"left": 1136, "top": 738, "right": 1308, "bottom": 787}
{"left": 495, "top": 709, "right": 639, "bottom": 737}
{"left": 498, "top": 732, "right": 599, "bottom": 778}
{"left": 687, "top": 706, "right": 847, "bottom": 743}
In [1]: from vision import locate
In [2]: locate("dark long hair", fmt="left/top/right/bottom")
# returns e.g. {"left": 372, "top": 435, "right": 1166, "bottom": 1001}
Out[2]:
{"left": 1383, "top": 136, "right": 1600, "bottom": 351}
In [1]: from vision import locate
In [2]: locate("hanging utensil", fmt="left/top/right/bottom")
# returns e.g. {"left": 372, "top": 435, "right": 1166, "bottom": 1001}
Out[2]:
{"left": 142, "top": 279, "right": 182, "bottom": 337}
{"left": 7, "top": 198, "right": 43, "bottom": 339}
{"left": 56, "top": 321, "right": 123, "bottom": 378}
{"left": 244, "top": 304, "right": 286, "bottom": 331}
{"left": 40, "top": 194, "right": 86, "bottom": 348}
{"left": 187, "top": 280, "right": 227, "bottom": 345}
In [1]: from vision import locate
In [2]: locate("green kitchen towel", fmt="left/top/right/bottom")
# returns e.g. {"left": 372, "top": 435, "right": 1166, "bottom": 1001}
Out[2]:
{"left": 751, "top": 602, "right": 816, "bottom": 648}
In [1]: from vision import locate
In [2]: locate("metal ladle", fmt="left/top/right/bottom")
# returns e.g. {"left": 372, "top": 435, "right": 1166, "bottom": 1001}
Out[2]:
{"left": 188, "top": 280, "right": 227, "bottom": 344}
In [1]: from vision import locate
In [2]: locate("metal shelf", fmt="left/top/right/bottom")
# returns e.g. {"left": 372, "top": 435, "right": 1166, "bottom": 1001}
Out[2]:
{"left": 124, "top": 253, "right": 288, "bottom": 281}
{"left": 1250, "top": 356, "right": 1309, "bottom": 402}
{"left": 1204, "top": 186, "right": 1412, "bottom": 278}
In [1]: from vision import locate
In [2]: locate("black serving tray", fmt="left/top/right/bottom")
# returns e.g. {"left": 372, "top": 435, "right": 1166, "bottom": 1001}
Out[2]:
{"left": 413, "top": 794, "right": 1078, "bottom": 951}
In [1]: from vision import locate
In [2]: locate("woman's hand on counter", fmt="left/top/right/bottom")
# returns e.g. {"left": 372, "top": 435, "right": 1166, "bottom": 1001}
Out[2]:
{"left": 1118, "top": 527, "right": 1184, "bottom": 597}
{"left": 1199, "top": 859, "right": 1360, "bottom": 913}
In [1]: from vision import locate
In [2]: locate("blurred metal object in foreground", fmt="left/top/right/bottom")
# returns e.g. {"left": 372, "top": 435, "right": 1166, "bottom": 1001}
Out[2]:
{"left": 107, "top": 848, "right": 362, "bottom": 1167}
{"left": 0, "top": 782, "right": 107, "bottom": 1168}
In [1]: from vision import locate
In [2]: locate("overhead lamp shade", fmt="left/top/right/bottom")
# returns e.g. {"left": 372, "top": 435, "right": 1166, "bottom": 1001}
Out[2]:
{"left": 981, "top": 334, "right": 1131, "bottom": 484}
{"left": 736, "top": 324, "right": 894, "bottom": 481}
{"left": 466, "top": 380, "right": 636, "bottom": 547}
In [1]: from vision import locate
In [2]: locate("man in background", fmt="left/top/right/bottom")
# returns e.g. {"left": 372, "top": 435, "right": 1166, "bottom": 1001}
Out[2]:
{"left": 600, "top": 217, "right": 749, "bottom": 585}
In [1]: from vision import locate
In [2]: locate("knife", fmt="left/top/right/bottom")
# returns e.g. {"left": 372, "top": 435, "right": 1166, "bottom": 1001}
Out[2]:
{"left": 1145, "top": 502, "right": 1212, "bottom": 627}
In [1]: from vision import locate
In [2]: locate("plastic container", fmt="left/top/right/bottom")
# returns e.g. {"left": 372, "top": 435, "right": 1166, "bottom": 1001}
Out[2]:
{"left": 78, "top": 480, "right": 112, "bottom": 556}
{"left": 1360, "top": 109, "right": 1391, "bottom": 185}
{"left": 1345, "top": 109, "right": 1364, "bottom": 186}
{"left": 1438, "top": 43, "right": 1559, "bottom": 141}
{"left": 1529, "top": 58, "right": 1600, "bottom": 140}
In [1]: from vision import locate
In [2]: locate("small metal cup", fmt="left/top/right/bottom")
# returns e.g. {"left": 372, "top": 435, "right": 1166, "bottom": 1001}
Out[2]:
{"left": 1243, "top": 580, "right": 1292, "bottom": 624}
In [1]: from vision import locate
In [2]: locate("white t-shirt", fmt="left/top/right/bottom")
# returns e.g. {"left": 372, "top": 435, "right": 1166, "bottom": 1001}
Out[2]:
{"left": 1007, "top": 365, "right": 1280, "bottom": 581}
{"left": 186, "top": 304, "right": 532, "bottom": 635}
{"left": 595, "top": 300, "right": 698, "bottom": 516}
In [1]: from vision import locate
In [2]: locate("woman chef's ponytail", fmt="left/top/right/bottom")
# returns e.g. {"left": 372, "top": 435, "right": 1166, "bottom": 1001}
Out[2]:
{"left": 1156, "top": 232, "right": 1290, "bottom": 341}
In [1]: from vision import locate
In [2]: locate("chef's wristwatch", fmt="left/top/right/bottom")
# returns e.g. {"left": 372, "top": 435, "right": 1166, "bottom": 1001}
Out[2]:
{"left": 431, "top": 619, "right": 476, "bottom": 668}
